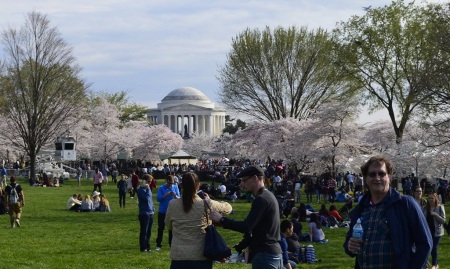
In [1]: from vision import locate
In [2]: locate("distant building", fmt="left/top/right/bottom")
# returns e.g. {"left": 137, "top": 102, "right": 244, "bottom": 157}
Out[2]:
{"left": 147, "top": 87, "right": 226, "bottom": 137}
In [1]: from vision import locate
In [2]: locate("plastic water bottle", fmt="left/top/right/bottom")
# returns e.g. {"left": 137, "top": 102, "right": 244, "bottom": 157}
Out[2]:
{"left": 352, "top": 218, "right": 363, "bottom": 254}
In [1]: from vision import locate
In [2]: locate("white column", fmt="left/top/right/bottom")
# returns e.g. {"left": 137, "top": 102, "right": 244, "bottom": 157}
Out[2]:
{"left": 221, "top": 115, "right": 225, "bottom": 131}
{"left": 167, "top": 115, "right": 171, "bottom": 131}
{"left": 188, "top": 115, "right": 191, "bottom": 135}
{"left": 203, "top": 115, "right": 206, "bottom": 134}
{"left": 209, "top": 115, "right": 214, "bottom": 136}
{"left": 194, "top": 115, "right": 198, "bottom": 134}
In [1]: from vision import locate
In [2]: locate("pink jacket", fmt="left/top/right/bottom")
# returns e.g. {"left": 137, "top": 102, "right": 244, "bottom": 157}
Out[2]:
{"left": 93, "top": 172, "right": 103, "bottom": 184}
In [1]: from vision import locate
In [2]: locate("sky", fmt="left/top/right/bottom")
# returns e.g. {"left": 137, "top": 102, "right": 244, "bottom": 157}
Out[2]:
{"left": 0, "top": 0, "right": 443, "bottom": 123}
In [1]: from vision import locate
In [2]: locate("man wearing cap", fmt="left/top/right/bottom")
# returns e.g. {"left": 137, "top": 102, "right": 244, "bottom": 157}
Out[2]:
{"left": 5, "top": 176, "right": 25, "bottom": 228}
{"left": 210, "top": 165, "right": 282, "bottom": 269}
{"left": 155, "top": 174, "right": 180, "bottom": 251}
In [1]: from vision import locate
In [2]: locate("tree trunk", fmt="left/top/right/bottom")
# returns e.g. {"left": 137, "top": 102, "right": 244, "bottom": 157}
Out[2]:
{"left": 29, "top": 150, "right": 37, "bottom": 186}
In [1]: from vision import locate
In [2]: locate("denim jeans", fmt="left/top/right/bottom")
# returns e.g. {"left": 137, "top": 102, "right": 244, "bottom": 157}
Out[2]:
{"left": 119, "top": 190, "right": 126, "bottom": 208}
{"left": 170, "top": 260, "right": 212, "bottom": 269}
{"left": 156, "top": 212, "right": 172, "bottom": 248}
{"left": 138, "top": 214, "right": 154, "bottom": 251}
{"left": 431, "top": 236, "right": 441, "bottom": 265}
{"left": 251, "top": 252, "right": 283, "bottom": 269}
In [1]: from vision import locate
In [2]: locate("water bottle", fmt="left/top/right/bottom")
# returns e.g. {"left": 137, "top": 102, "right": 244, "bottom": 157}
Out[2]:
{"left": 352, "top": 218, "right": 363, "bottom": 254}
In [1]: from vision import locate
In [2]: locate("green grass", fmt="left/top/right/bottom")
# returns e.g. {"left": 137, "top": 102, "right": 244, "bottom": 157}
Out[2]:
{"left": 2, "top": 178, "right": 449, "bottom": 268}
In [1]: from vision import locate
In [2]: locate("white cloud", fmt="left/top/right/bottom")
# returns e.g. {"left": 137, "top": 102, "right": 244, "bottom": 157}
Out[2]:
{"left": 0, "top": 0, "right": 443, "bottom": 118}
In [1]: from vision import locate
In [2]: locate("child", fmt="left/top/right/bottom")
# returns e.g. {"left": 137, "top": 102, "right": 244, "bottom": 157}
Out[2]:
{"left": 117, "top": 174, "right": 127, "bottom": 208}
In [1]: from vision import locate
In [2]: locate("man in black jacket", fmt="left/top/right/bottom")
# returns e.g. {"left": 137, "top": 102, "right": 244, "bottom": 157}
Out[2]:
{"left": 211, "top": 165, "right": 282, "bottom": 269}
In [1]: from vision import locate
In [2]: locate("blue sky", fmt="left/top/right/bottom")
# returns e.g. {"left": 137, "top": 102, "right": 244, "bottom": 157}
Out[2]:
{"left": 0, "top": 0, "right": 442, "bottom": 122}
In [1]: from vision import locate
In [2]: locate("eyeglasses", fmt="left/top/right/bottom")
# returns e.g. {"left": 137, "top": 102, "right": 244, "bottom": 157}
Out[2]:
{"left": 367, "top": 171, "right": 387, "bottom": 178}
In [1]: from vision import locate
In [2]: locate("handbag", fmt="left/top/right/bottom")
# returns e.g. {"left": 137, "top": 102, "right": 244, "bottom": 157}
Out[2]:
{"left": 203, "top": 200, "right": 232, "bottom": 261}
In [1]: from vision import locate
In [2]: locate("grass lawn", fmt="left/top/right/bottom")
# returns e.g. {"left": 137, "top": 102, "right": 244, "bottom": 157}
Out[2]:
{"left": 1, "top": 177, "right": 449, "bottom": 269}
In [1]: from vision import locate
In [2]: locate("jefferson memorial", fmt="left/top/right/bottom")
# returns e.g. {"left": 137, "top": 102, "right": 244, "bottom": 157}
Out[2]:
{"left": 147, "top": 87, "right": 226, "bottom": 137}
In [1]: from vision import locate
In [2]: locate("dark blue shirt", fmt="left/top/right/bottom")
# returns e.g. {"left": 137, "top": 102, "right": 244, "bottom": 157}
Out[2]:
{"left": 117, "top": 179, "right": 127, "bottom": 192}
{"left": 137, "top": 186, "right": 154, "bottom": 216}
{"left": 279, "top": 234, "right": 289, "bottom": 266}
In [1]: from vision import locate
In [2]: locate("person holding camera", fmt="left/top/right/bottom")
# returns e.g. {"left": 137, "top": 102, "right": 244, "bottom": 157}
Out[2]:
{"left": 156, "top": 174, "right": 180, "bottom": 251}
{"left": 137, "top": 180, "right": 155, "bottom": 253}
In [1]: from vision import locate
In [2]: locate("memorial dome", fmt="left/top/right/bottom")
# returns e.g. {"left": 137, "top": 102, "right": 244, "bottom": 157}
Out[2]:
{"left": 162, "top": 87, "right": 210, "bottom": 102}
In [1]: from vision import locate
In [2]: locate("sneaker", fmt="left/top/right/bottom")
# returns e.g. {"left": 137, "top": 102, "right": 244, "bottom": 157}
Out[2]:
{"left": 15, "top": 219, "right": 21, "bottom": 227}
{"left": 156, "top": 247, "right": 161, "bottom": 251}
{"left": 10, "top": 224, "right": 15, "bottom": 229}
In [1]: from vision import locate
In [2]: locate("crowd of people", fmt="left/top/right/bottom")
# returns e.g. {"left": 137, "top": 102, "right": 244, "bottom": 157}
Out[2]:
{"left": 66, "top": 191, "right": 111, "bottom": 212}
{"left": 3, "top": 154, "right": 449, "bottom": 269}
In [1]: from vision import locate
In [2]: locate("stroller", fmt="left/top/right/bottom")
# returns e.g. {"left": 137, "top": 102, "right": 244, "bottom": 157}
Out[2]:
{"left": 276, "top": 194, "right": 296, "bottom": 219}
{"left": 338, "top": 199, "right": 353, "bottom": 220}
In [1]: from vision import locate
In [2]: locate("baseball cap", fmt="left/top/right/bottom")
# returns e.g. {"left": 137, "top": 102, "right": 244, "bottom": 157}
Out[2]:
{"left": 237, "top": 165, "right": 264, "bottom": 178}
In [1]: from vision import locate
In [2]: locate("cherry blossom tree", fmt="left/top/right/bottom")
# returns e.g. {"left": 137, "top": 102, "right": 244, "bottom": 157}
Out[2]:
{"left": 182, "top": 132, "right": 215, "bottom": 158}
{"left": 231, "top": 118, "right": 315, "bottom": 170}
{"left": 133, "top": 124, "right": 183, "bottom": 161}
{"left": 305, "top": 100, "right": 364, "bottom": 175}
{"left": 212, "top": 133, "right": 234, "bottom": 158}
{"left": 85, "top": 97, "right": 124, "bottom": 161}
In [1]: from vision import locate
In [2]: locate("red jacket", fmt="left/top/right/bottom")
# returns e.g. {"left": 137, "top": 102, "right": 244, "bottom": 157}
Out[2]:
{"left": 131, "top": 174, "right": 140, "bottom": 187}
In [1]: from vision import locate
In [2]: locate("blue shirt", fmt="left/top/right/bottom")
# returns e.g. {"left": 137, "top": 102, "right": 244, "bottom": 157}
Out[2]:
{"left": 1, "top": 168, "right": 6, "bottom": 176}
{"left": 279, "top": 234, "right": 289, "bottom": 266}
{"left": 156, "top": 184, "right": 180, "bottom": 213}
{"left": 117, "top": 179, "right": 127, "bottom": 192}
{"left": 137, "top": 187, "right": 155, "bottom": 216}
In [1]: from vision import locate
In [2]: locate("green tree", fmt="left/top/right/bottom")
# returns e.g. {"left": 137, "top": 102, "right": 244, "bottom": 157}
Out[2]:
{"left": 0, "top": 12, "right": 88, "bottom": 179}
{"left": 418, "top": 3, "right": 450, "bottom": 144}
{"left": 333, "top": 0, "right": 444, "bottom": 143}
{"left": 218, "top": 26, "right": 346, "bottom": 122}
{"left": 90, "top": 90, "right": 149, "bottom": 125}
{"left": 222, "top": 115, "right": 246, "bottom": 134}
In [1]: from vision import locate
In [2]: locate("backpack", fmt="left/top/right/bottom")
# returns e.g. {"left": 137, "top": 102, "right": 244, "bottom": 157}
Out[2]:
{"left": 9, "top": 185, "right": 19, "bottom": 204}
{"left": 305, "top": 245, "right": 316, "bottom": 263}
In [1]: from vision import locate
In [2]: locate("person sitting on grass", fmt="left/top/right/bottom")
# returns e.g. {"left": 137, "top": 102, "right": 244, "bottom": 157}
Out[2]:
{"left": 43, "top": 173, "right": 51, "bottom": 187}
{"left": 291, "top": 211, "right": 303, "bottom": 240}
{"left": 53, "top": 176, "right": 60, "bottom": 187}
{"left": 67, "top": 194, "right": 81, "bottom": 211}
{"left": 99, "top": 194, "right": 111, "bottom": 212}
{"left": 81, "top": 195, "right": 94, "bottom": 212}
{"left": 92, "top": 191, "right": 101, "bottom": 211}
{"left": 308, "top": 213, "right": 327, "bottom": 243}
{"left": 280, "top": 219, "right": 297, "bottom": 269}
{"left": 328, "top": 204, "right": 343, "bottom": 222}
{"left": 318, "top": 204, "right": 330, "bottom": 227}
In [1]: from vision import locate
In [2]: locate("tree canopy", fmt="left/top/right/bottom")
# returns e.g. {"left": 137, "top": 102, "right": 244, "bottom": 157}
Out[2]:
{"left": 333, "top": 0, "right": 449, "bottom": 143}
{"left": 218, "top": 26, "right": 347, "bottom": 122}
{"left": 0, "top": 12, "right": 88, "bottom": 177}
{"left": 92, "top": 90, "right": 149, "bottom": 124}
